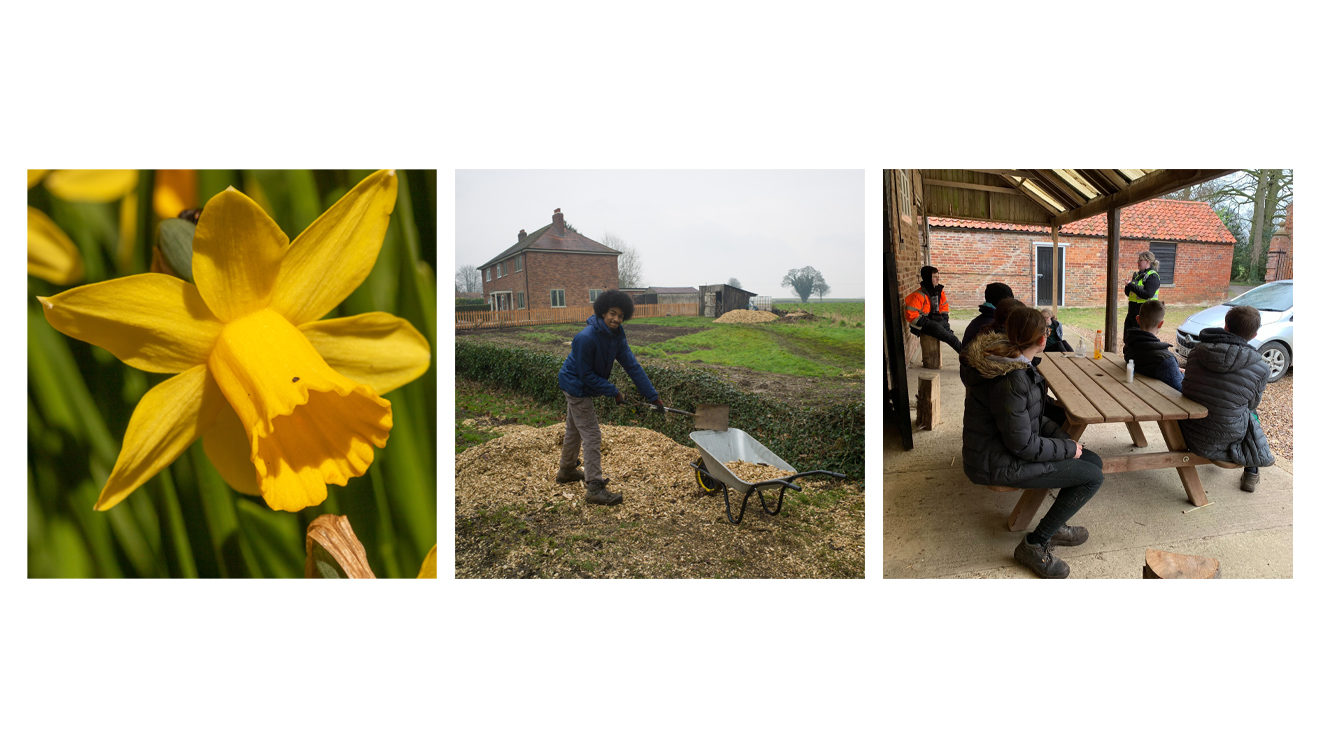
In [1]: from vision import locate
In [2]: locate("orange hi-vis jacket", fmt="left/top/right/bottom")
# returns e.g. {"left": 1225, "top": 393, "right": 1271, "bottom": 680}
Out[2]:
{"left": 904, "top": 286, "right": 949, "bottom": 323}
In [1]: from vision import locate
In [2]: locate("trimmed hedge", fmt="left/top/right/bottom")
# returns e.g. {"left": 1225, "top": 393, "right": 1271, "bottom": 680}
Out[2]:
{"left": 456, "top": 341, "right": 864, "bottom": 479}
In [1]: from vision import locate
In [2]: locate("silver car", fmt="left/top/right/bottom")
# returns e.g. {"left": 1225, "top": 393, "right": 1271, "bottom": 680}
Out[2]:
{"left": 1175, "top": 279, "right": 1292, "bottom": 383}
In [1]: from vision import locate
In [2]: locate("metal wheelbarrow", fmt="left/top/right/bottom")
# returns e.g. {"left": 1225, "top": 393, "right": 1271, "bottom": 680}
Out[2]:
{"left": 688, "top": 428, "right": 846, "bottom": 524}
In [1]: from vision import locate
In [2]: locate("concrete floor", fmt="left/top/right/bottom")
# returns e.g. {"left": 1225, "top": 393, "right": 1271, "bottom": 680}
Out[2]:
{"left": 883, "top": 321, "right": 1294, "bottom": 579}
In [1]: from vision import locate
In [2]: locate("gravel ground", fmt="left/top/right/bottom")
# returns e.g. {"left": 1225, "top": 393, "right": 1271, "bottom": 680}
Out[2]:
{"left": 1059, "top": 321, "right": 1293, "bottom": 462}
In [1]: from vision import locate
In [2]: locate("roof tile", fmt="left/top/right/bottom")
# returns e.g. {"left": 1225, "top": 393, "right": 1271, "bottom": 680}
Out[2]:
{"left": 929, "top": 199, "right": 1235, "bottom": 244}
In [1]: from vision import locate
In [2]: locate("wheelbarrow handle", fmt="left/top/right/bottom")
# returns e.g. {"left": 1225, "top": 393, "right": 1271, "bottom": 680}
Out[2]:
{"left": 652, "top": 403, "right": 694, "bottom": 416}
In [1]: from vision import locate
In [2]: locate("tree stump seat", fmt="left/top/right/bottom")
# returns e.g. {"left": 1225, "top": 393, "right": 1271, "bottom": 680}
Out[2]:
{"left": 1142, "top": 548, "right": 1221, "bottom": 579}
{"left": 916, "top": 372, "right": 940, "bottom": 430}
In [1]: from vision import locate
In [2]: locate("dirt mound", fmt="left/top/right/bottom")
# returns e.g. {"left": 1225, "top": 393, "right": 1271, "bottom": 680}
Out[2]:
{"left": 781, "top": 311, "right": 818, "bottom": 321}
{"left": 713, "top": 309, "right": 779, "bottom": 324}
{"left": 455, "top": 424, "right": 864, "bottom": 578}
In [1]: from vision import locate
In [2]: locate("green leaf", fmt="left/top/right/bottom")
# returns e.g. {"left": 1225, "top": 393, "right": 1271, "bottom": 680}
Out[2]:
{"left": 156, "top": 218, "right": 196, "bottom": 282}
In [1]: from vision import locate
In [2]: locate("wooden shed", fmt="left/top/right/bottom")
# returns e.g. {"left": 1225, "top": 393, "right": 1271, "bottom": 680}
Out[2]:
{"left": 698, "top": 284, "right": 755, "bottom": 317}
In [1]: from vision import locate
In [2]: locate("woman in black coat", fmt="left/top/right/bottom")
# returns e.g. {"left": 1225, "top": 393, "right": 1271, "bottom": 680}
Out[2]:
{"left": 961, "top": 306, "right": 1105, "bottom": 578}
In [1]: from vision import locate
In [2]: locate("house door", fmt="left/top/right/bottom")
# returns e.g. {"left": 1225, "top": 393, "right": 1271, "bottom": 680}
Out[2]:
{"left": 1035, "top": 244, "right": 1066, "bottom": 306}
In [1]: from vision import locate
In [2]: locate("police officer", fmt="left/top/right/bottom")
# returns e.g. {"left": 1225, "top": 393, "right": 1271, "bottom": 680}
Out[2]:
{"left": 1122, "top": 250, "right": 1161, "bottom": 330}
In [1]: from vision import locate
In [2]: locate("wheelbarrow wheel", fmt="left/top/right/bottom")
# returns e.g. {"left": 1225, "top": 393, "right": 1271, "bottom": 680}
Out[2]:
{"left": 694, "top": 459, "right": 723, "bottom": 495}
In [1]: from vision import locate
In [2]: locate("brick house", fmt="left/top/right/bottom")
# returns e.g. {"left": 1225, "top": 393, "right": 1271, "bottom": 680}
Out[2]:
{"left": 478, "top": 208, "right": 621, "bottom": 311}
{"left": 928, "top": 199, "right": 1236, "bottom": 308}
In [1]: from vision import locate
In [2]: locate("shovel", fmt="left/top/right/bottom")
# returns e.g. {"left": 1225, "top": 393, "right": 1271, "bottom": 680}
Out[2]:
{"left": 650, "top": 402, "right": 730, "bottom": 431}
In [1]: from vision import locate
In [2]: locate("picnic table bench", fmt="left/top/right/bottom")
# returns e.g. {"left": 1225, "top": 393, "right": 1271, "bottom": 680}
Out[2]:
{"left": 1004, "top": 351, "right": 1214, "bottom": 532}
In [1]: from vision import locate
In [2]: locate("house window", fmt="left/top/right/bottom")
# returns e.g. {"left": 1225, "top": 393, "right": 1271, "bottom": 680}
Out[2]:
{"left": 497, "top": 262, "right": 503, "bottom": 279}
{"left": 516, "top": 292, "right": 525, "bottom": 309}
{"left": 1150, "top": 241, "right": 1177, "bottom": 286}
{"left": 550, "top": 289, "right": 565, "bottom": 308}
{"left": 898, "top": 170, "right": 913, "bottom": 224}
{"left": 484, "top": 268, "right": 491, "bottom": 282}
{"left": 514, "top": 256, "right": 523, "bottom": 272}
{"left": 589, "top": 289, "right": 603, "bottom": 302}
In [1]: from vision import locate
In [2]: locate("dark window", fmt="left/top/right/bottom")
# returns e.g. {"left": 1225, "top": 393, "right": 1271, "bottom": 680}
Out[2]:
{"left": 484, "top": 268, "right": 491, "bottom": 282}
{"left": 589, "top": 289, "right": 602, "bottom": 302}
{"left": 1150, "top": 241, "right": 1177, "bottom": 286}
{"left": 550, "top": 289, "right": 565, "bottom": 308}
{"left": 514, "top": 256, "right": 523, "bottom": 272}
{"left": 516, "top": 292, "right": 525, "bottom": 309}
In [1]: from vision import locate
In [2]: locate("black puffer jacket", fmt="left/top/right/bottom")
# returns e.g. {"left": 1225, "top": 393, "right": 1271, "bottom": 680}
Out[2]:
{"left": 1179, "top": 328, "right": 1274, "bottom": 467}
{"left": 961, "top": 332, "right": 1076, "bottom": 485}
{"left": 961, "top": 302, "right": 996, "bottom": 348}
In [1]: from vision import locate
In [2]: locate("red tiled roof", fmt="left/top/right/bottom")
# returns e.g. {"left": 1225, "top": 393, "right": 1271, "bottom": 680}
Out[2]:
{"left": 929, "top": 199, "right": 1235, "bottom": 244}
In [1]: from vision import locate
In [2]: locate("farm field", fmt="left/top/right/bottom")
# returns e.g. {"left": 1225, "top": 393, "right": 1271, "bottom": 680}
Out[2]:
{"left": 454, "top": 303, "right": 866, "bottom": 578}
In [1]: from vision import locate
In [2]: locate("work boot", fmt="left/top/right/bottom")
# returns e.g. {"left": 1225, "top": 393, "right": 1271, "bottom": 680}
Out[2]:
{"left": 1241, "top": 470, "right": 1260, "bottom": 492}
{"left": 555, "top": 461, "right": 584, "bottom": 483}
{"left": 1048, "top": 524, "right": 1089, "bottom": 547}
{"left": 1014, "top": 538, "right": 1070, "bottom": 579}
{"left": 584, "top": 479, "right": 623, "bottom": 506}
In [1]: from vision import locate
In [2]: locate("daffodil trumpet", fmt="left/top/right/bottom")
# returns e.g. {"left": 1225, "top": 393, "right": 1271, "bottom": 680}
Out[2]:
{"left": 39, "top": 170, "right": 430, "bottom": 513}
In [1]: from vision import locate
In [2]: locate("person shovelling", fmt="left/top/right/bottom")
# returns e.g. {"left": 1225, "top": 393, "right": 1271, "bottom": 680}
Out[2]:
{"left": 904, "top": 265, "right": 962, "bottom": 354}
{"left": 556, "top": 289, "right": 665, "bottom": 506}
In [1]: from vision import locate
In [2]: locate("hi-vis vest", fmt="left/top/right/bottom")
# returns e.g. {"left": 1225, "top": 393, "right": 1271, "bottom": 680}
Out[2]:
{"left": 904, "top": 287, "right": 948, "bottom": 322}
{"left": 1127, "top": 268, "right": 1159, "bottom": 303}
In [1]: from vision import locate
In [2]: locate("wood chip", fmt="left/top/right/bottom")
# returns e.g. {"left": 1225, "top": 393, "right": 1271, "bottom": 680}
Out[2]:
{"left": 725, "top": 460, "right": 795, "bottom": 483}
{"left": 713, "top": 310, "right": 779, "bottom": 323}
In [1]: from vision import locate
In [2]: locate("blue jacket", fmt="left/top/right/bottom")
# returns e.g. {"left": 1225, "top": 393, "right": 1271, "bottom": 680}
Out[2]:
{"left": 558, "top": 315, "right": 659, "bottom": 402}
{"left": 1123, "top": 327, "right": 1183, "bottom": 391}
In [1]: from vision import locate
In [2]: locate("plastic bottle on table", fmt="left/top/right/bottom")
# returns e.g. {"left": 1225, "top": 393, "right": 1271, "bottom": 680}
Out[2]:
{"left": 1127, "top": 359, "right": 1135, "bottom": 383}
{"left": 1093, "top": 329, "right": 1103, "bottom": 360}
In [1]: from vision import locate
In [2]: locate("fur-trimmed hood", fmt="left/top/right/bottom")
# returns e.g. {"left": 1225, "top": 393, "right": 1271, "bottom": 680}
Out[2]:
{"left": 962, "top": 331, "right": 1032, "bottom": 380}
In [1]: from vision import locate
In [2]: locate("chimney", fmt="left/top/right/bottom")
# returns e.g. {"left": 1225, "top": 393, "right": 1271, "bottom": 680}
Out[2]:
{"left": 518, "top": 229, "right": 527, "bottom": 241}
{"left": 552, "top": 208, "right": 565, "bottom": 236}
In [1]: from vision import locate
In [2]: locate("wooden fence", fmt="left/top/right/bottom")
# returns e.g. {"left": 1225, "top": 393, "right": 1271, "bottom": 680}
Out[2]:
{"left": 456, "top": 302, "right": 699, "bottom": 330}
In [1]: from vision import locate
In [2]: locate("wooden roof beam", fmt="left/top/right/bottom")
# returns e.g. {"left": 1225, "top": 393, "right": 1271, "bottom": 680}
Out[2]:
{"left": 1032, "top": 169, "right": 1089, "bottom": 209}
{"left": 1050, "top": 169, "right": 1238, "bottom": 227}
{"left": 924, "top": 178, "right": 1023, "bottom": 195}
{"left": 999, "top": 174, "right": 1061, "bottom": 215}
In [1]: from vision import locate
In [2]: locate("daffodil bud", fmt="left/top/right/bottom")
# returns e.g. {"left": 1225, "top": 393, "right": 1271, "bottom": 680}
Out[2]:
{"left": 305, "top": 514, "right": 376, "bottom": 579}
{"left": 155, "top": 217, "right": 196, "bottom": 282}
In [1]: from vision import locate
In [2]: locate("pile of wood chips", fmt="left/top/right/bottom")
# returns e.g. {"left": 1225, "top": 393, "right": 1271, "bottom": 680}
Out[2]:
{"left": 455, "top": 423, "right": 864, "bottom": 579}
{"left": 713, "top": 309, "right": 779, "bottom": 324}
{"left": 724, "top": 460, "right": 796, "bottom": 483}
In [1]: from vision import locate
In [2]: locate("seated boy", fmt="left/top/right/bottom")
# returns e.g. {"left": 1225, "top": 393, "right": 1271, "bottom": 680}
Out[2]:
{"left": 1122, "top": 299, "right": 1182, "bottom": 391}
{"left": 557, "top": 289, "right": 665, "bottom": 505}
{"left": 904, "top": 266, "right": 962, "bottom": 353}
{"left": 1178, "top": 305, "right": 1274, "bottom": 492}
{"left": 961, "top": 282, "right": 1013, "bottom": 349}
{"left": 1040, "top": 307, "right": 1074, "bottom": 353}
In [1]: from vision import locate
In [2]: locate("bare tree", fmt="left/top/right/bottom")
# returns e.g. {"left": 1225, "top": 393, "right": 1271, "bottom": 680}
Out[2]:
{"left": 455, "top": 264, "right": 481, "bottom": 293}
{"left": 1206, "top": 170, "right": 1293, "bottom": 281}
{"left": 727, "top": 277, "right": 742, "bottom": 288}
{"left": 782, "top": 266, "right": 825, "bottom": 302}
{"left": 602, "top": 232, "right": 643, "bottom": 288}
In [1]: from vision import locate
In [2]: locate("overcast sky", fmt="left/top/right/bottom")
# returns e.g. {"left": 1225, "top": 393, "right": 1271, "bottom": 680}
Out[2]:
{"left": 455, "top": 170, "right": 864, "bottom": 298}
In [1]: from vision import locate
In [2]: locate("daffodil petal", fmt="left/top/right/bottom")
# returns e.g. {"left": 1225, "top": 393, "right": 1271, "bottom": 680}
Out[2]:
{"left": 202, "top": 404, "right": 261, "bottom": 496}
{"left": 28, "top": 169, "right": 50, "bottom": 189}
{"left": 39, "top": 274, "right": 223, "bottom": 373}
{"left": 300, "top": 312, "right": 431, "bottom": 395}
{"left": 207, "top": 309, "right": 392, "bottom": 512}
{"left": 153, "top": 169, "right": 197, "bottom": 219}
{"left": 96, "top": 365, "right": 224, "bottom": 511}
{"left": 418, "top": 545, "right": 438, "bottom": 579}
{"left": 271, "top": 170, "right": 398, "bottom": 326}
{"left": 27, "top": 207, "right": 84, "bottom": 285}
{"left": 44, "top": 169, "right": 139, "bottom": 202}
{"left": 192, "top": 187, "right": 290, "bottom": 322}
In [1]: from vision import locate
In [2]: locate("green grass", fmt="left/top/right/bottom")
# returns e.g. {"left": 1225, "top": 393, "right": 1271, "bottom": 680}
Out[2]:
{"left": 455, "top": 376, "right": 562, "bottom": 453}
{"left": 27, "top": 169, "right": 437, "bottom": 578}
{"left": 629, "top": 315, "right": 718, "bottom": 328}
{"left": 631, "top": 320, "right": 864, "bottom": 377}
{"left": 776, "top": 301, "right": 865, "bottom": 326}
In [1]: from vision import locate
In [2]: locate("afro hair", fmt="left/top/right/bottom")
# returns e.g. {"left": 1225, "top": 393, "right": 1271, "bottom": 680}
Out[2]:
{"left": 593, "top": 289, "right": 635, "bottom": 320}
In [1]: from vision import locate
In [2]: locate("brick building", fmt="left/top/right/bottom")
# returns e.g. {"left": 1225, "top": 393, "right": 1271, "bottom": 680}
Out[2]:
{"left": 478, "top": 208, "right": 621, "bottom": 311}
{"left": 928, "top": 199, "right": 1236, "bottom": 308}
{"left": 1266, "top": 202, "right": 1293, "bottom": 281}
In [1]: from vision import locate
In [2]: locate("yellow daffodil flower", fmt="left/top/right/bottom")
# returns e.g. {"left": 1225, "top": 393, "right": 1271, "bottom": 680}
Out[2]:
{"left": 417, "top": 545, "right": 438, "bottom": 579}
{"left": 27, "top": 206, "right": 84, "bottom": 284}
{"left": 39, "top": 170, "right": 431, "bottom": 512}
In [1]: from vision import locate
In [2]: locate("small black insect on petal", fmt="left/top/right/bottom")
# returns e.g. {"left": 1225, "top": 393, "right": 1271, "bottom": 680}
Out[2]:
{"left": 292, "top": 377, "right": 300, "bottom": 383}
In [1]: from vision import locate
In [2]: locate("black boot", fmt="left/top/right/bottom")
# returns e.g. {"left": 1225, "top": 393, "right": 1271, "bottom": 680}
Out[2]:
{"left": 555, "top": 460, "right": 584, "bottom": 483}
{"left": 585, "top": 480, "right": 623, "bottom": 506}
{"left": 1048, "top": 524, "right": 1089, "bottom": 547}
{"left": 1014, "top": 538, "right": 1070, "bottom": 579}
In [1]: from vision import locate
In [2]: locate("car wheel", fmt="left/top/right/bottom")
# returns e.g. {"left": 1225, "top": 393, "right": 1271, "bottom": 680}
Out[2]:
{"left": 1259, "top": 341, "right": 1291, "bottom": 383}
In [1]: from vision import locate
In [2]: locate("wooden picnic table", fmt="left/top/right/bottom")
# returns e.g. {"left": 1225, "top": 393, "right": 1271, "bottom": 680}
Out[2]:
{"left": 1005, "top": 351, "right": 1214, "bottom": 532}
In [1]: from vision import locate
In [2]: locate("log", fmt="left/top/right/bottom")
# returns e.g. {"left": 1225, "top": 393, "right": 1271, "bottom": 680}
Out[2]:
{"left": 1142, "top": 548, "right": 1221, "bottom": 579}
{"left": 916, "top": 372, "right": 940, "bottom": 430}
{"left": 921, "top": 335, "right": 942, "bottom": 369}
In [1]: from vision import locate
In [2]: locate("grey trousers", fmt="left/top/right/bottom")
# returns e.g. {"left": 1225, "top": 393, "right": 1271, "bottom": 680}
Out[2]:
{"left": 561, "top": 393, "right": 603, "bottom": 484}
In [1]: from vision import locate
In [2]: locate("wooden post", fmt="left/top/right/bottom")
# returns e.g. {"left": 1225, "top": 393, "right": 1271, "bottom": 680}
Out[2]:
{"left": 1105, "top": 205, "right": 1121, "bottom": 353}
{"left": 1143, "top": 548, "right": 1221, "bottom": 579}
{"left": 920, "top": 335, "right": 942, "bottom": 369}
{"left": 916, "top": 372, "right": 940, "bottom": 430}
{"left": 1050, "top": 225, "right": 1060, "bottom": 315}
